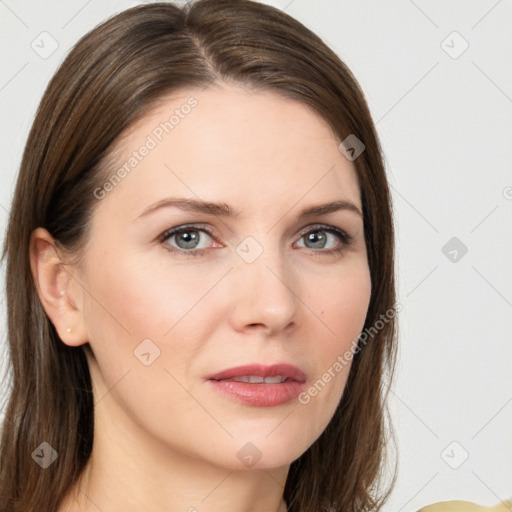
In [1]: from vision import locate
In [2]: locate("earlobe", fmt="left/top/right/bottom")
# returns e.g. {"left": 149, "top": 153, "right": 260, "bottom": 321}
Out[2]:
{"left": 29, "top": 227, "right": 88, "bottom": 347}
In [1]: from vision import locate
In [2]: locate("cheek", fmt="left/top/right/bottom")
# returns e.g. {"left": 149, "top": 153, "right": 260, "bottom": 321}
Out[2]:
{"left": 81, "top": 251, "right": 231, "bottom": 387}
{"left": 297, "top": 260, "right": 371, "bottom": 426}
{"left": 314, "top": 258, "right": 372, "bottom": 351}
{"left": 84, "top": 251, "right": 217, "bottom": 339}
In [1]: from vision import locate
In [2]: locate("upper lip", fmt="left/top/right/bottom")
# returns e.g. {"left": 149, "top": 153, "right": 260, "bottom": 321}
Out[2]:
{"left": 206, "top": 364, "right": 307, "bottom": 383}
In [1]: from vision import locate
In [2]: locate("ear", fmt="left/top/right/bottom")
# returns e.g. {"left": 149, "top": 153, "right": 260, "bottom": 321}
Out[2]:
{"left": 29, "top": 227, "right": 88, "bottom": 347}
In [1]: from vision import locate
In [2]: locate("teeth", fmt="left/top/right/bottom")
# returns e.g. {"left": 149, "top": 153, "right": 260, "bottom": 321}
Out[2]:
{"left": 263, "top": 376, "right": 286, "bottom": 384}
{"left": 232, "top": 376, "right": 263, "bottom": 383}
{"left": 219, "top": 375, "right": 287, "bottom": 384}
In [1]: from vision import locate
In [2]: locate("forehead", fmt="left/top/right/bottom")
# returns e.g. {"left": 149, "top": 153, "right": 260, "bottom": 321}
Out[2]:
{"left": 94, "top": 82, "right": 361, "bottom": 218}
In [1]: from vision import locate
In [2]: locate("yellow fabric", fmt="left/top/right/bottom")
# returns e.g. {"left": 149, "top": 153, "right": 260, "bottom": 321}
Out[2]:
{"left": 418, "top": 500, "right": 512, "bottom": 511}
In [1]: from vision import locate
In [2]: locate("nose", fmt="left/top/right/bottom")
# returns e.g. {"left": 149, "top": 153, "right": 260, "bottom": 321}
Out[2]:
{"left": 227, "top": 242, "right": 298, "bottom": 336}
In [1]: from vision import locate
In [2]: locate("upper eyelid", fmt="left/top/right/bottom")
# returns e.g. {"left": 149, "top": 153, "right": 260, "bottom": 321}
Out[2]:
{"left": 298, "top": 223, "right": 349, "bottom": 235}
{"left": 158, "top": 223, "right": 214, "bottom": 242}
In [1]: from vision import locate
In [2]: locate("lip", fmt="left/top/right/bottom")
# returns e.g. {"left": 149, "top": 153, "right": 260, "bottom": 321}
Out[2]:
{"left": 205, "top": 364, "right": 307, "bottom": 407}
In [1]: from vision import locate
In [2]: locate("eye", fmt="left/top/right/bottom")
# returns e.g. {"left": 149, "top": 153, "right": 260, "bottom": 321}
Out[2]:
{"left": 159, "top": 224, "right": 217, "bottom": 256}
{"left": 295, "top": 225, "right": 352, "bottom": 254}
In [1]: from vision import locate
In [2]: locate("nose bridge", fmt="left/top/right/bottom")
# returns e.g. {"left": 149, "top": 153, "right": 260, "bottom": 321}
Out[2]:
{"left": 229, "top": 234, "right": 298, "bottom": 333}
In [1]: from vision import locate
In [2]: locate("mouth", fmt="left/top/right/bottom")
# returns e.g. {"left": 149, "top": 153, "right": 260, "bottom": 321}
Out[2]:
{"left": 216, "top": 375, "right": 292, "bottom": 384}
{"left": 205, "top": 363, "right": 307, "bottom": 407}
{"left": 206, "top": 363, "right": 307, "bottom": 383}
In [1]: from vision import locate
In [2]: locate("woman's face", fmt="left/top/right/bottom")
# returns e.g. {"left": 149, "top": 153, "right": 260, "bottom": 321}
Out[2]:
{"left": 75, "top": 82, "right": 371, "bottom": 470}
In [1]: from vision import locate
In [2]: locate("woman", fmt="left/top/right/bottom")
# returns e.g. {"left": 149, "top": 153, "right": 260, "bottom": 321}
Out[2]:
{"left": 0, "top": 1, "right": 509, "bottom": 511}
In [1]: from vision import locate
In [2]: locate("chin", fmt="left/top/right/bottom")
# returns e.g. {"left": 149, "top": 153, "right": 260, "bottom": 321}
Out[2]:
{"left": 216, "top": 430, "right": 315, "bottom": 471}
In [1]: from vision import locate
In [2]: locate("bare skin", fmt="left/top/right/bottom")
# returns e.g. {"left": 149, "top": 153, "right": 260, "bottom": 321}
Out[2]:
{"left": 31, "top": 82, "right": 371, "bottom": 512}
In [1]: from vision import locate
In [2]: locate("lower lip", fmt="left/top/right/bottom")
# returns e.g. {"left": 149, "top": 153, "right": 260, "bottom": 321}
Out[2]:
{"left": 207, "top": 379, "right": 305, "bottom": 407}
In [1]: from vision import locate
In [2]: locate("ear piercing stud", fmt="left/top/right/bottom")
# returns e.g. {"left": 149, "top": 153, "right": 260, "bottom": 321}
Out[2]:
{"left": 66, "top": 327, "right": 71, "bottom": 333}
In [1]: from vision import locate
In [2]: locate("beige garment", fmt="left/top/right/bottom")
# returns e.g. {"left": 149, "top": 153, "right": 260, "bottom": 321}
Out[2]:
{"left": 417, "top": 500, "right": 512, "bottom": 511}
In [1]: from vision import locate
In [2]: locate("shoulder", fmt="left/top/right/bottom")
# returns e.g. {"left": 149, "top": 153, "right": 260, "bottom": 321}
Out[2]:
{"left": 417, "top": 500, "right": 512, "bottom": 511}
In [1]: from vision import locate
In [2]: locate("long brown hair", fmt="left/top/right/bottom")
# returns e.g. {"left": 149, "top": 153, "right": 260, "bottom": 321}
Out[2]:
{"left": 0, "top": 1, "right": 398, "bottom": 510}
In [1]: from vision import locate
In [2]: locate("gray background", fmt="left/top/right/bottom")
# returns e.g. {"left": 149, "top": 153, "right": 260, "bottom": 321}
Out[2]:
{"left": 1, "top": 0, "right": 511, "bottom": 510}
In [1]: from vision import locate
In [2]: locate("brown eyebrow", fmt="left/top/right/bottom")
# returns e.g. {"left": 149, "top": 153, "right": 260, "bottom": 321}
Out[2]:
{"left": 137, "top": 197, "right": 235, "bottom": 219}
{"left": 299, "top": 199, "right": 362, "bottom": 218}
{"left": 136, "top": 197, "right": 362, "bottom": 220}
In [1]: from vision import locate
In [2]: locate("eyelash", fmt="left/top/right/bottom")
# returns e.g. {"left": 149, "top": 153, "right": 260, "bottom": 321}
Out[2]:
{"left": 157, "top": 223, "right": 353, "bottom": 258}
